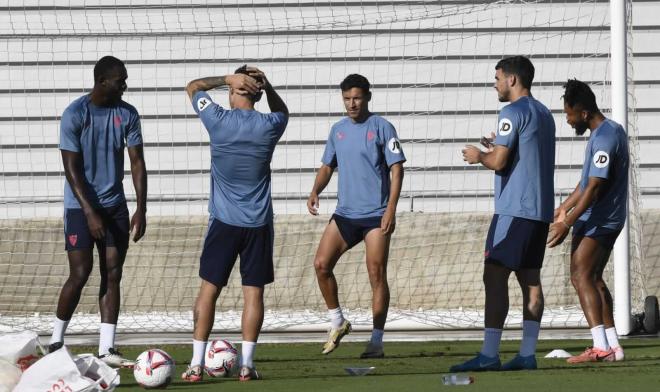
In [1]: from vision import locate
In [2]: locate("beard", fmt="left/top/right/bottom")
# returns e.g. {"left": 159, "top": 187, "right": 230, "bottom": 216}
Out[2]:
{"left": 574, "top": 121, "right": 589, "bottom": 136}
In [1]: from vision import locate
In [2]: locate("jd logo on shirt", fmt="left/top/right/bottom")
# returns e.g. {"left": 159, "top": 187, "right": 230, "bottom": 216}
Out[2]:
{"left": 498, "top": 118, "right": 513, "bottom": 136}
{"left": 593, "top": 151, "right": 610, "bottom": 168}
{"left": 197, "top": 97, "right": 210, "bottom": 111}
{"left": 388, "top": 138, "right": 402, "bottom": 154}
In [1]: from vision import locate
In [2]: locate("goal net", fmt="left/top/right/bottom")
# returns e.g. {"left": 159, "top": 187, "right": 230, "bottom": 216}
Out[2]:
{"left": 0, "top": 0, "right": 647, "bottom": 334}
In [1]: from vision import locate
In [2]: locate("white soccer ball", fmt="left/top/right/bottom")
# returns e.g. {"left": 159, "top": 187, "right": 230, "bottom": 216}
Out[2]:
{"left": 133, "top": 349, "right": 175, "bottom": 388}
{"left": 204, "top": 339, "right": 238, "bottom": 377}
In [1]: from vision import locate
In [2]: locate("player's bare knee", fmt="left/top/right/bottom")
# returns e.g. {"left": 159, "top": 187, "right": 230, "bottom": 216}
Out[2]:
{"left": 104, "top": 265, "right": 124, "bottom": 285}
{"left": 314, "top": 257, "right": 333, "bottom": 277}
{"left": 594, "top": 279, "right": 608, "bottom": 293}
{"left": 243, "top": 288, "right": 265, "bottom": 306}
{"left": 571, "top": 271, "right": 597, "bottom": 293}
{"left": 367, "top": 268, "right": 387, "bottom": 288}
{"left": 68, "top": 265, "right": 92, "bottom": 288}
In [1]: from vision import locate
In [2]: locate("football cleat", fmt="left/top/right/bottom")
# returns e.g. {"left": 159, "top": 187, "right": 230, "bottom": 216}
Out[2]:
{"left": 322, "top": 319, "right": 352, "bottom": 355}
{"left": 566, "top": 347, "right": 614, "bottom": 364}
{"left": 98, "top": 347, "right": 135, "bottom": 368}
{"left": 500, "top": 354, "right": 537, "bottom": 371}
{"left": 450, "top": 353, "right": 501, "bottom": 372}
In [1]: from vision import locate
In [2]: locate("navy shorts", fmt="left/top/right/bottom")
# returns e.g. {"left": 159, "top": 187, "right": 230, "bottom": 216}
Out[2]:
{"left": 64, "top": 204, "right": 130, "bottom": 251}
{"left": 484, "top": 214, "right": 549, "bottom": 270}
{"left": 572, "top": 220, "right": 622, "bottom": 251}
{"left": 331, "top": 214, "right": 382, "bottom": 249}
{"left": 199, "top": 218, "right": 274, "bottom": 288}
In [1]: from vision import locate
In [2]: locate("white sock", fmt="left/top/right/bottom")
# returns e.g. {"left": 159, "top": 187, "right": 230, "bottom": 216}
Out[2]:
{"left": 328, "top": 307, "right": 345, "bottom": 329}
{"left": 191, "top": 339, "right": 207, "bottom": 367}
{"left": 50, "top": 317, "right": 69, "bottom": 345}
{"left": 480, "top": 328, "right": 502, "bottom": 358}
{"left": 241, "top": 341, "right": 256, "bottom": 368}
{"left": 590, "top": 325, "right": 609, "bottom": 350}
{"left": 370, "top": 329, "right": 384, "bottom": 346}
{"left": 519, "top": 320, "right": 541, "bottom": 357}
{"left": 605, "top": 327, "right": 621, "bottom": 348}
{"left": 98, "top": 323, "right": 116, "bottom": 356}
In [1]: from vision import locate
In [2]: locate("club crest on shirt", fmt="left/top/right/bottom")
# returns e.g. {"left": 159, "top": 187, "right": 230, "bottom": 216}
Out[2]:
{"left": 367, "top": 130, "right": 376, "bottom": 141}
{"left": 593, "top": 151, "right": 610, "bottom": 168}
{"left": 113, "top": 115, "right": 122, "bottom": 127}
{"left": 337, "top": 131, "right": 345, "bottom": 140}
{"left": 197, "top": 97, "right": 211, "bottom": 112}
{"left": 388, "top": 138, "right": 402, "bottom": 154}
{"left": 498, "top": 118, "right": 513, "bottom": 136}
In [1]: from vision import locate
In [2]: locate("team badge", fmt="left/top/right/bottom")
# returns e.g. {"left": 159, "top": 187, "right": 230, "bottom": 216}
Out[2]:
{"left": 68, "top": 234, "right": 78, "bottom": 246}
{"left": 388, "top": 138, "right": 402, "bottom": 154}
{"left": 337, "top": 131, "right": 345, "bottom": 140}
{"left": 113, "top": 115, "right": 122, "bottom": 127}
{"left": 197, "top": 97, "right": 211, "bottom": 112}
{"left": 498, "top": 118, "right": 513, "bottom": 136}
{"left": 367, "top": 130, "right": 376, "bottom": 141}
{"left": 593, "top": 151, "right": 610, "bottom": 168}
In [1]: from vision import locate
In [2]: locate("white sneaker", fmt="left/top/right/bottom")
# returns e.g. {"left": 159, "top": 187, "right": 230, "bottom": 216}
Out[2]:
{"left": 239, "top": 366, "right": 261, "bottom": 381}
{"left": 612, "top": 345, "right": 625, "bottom": 361}
{"left": 98, "top": 347, "right": 135, "bottom": 368}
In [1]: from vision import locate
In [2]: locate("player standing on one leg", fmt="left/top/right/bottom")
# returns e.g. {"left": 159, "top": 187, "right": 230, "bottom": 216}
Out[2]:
{"left": 308, "top": 74, "right": 405, "bottom": 359}
{"left": 547, "top": 79, "right": 628, "bottom": 363}
{"left": 181, "top": 65, "right": 288, "bottom": 382}
{"left": 452, "top": 56, "right": 555, "bottom": 372}
{"left": 50, "top": 56, "right": 147, "bottom": 368}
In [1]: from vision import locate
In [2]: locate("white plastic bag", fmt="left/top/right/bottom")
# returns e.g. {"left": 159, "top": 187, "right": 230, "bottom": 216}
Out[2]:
{"left": 74, "top": 354, "right": 121, "bottom": 391}
{"left": 0, "top": 358, "right": 22, "bottom": 392}
{"left": 0, "top": 331, "right": 41, "bottom": 371}
{"left": 13, "top": 346, "right": 120, "bottom": 392}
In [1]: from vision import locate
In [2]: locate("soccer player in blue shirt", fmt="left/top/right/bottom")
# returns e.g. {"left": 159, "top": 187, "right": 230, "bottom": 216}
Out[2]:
{"left": 49, "top": 56, "right": 147, "bottom": 368}
{"left": 547, "top": 79, "right": 628, "bottom": 363}
{"left": 307, "top": 74, "right": 405, "bottom": 359}
{"left": 453, "top": 56, "right": 556, "bottom": 371}
{"left": 182, "top": 66, "right": 288, "bottom": 382}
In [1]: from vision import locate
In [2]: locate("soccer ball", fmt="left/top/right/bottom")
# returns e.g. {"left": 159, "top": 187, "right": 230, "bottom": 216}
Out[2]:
{"left": 204, "top": 339, "right": 238, "bottom": 377}
{"left": 133, "top": 349, "right": 175, "bottom": 388}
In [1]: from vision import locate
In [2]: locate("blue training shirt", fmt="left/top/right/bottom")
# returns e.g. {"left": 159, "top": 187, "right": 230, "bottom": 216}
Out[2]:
{"left": 577, "top": 118, "right": 629, "bottom": 230}
{"left": 59, "top": 94, "right": 143, "bottom": 209}
{"left": 493, "top": 95, "right": 555, "bottom": 223}
{"left": 321, "top": 114, "right": 406, "bottom": 219}
{"left": 192, "top": 91, "right": 288, "bottom": 227}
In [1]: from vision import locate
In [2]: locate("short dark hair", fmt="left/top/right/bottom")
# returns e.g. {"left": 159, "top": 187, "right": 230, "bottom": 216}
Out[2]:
{"left": 495, "top": 56, "right": 535, "bottom": 89}
{"left": 94, "top": 56, "right": 125, "bottom": 83}
{"left": 562, "top": 79, "right": 599, "bottom": 113}
{"left": 340, "top": 74, "right": 370, "bottom": 94}
{"left": 234, "top": 64, "right": 263, "bottom": 102}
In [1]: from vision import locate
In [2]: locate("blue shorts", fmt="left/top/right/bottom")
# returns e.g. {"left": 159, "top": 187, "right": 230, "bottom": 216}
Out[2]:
{"left": 63, "top": 204, "right": 130, "bottom": 251}
{"left": 331, "top": 214, "right": 382, "bottom": 249}
{"left": 572, "top": 220, "right": 622, "bottom": 251}
{"left": 199, "top": 218, "right": 274, "bottom": 288}
{"left": 485, "top": 214, "right": 549, "bottom": 270}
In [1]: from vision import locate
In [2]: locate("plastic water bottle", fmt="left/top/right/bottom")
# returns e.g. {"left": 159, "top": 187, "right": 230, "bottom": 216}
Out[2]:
{"left": 441, "top": 374, "right": 474, "bottom": 385}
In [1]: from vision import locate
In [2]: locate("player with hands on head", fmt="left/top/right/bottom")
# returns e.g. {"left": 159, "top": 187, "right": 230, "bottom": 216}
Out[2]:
{"left": 182, "top": 65, "right": 288, "bottom": 382}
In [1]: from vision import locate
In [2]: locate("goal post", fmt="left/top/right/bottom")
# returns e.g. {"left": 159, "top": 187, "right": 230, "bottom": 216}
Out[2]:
{"left": 610, "top": 0, "right": 632, "bottom": 335}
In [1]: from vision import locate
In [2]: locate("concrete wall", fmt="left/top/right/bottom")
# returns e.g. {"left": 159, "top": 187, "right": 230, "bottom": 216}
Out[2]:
{"left": 4, "top": 210, "right": 656, "bottom": 316}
